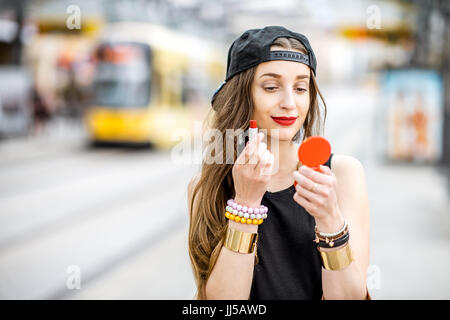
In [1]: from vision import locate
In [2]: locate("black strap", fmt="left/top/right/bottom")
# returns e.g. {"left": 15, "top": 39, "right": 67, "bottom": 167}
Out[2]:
{"left": 268, "top": 50, "right": 310, "bottom": 66}
{"left": 324, "top": 153, "right": 333, "bottom": 169}
{"left": 317, "top": 232, "right": 350, "bottom": 248}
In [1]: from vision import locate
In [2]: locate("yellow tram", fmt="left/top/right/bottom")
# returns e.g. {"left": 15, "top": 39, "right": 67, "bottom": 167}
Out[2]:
{"left": 84, "top": 22, "right": 225, "bottom": 149}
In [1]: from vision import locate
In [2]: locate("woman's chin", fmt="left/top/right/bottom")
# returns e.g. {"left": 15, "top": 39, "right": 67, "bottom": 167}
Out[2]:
{"left": 266, "top": 132, "right": 299, "bottom": 142}
{"left": 267, "top": 128, "right": 295, "bottom": 135}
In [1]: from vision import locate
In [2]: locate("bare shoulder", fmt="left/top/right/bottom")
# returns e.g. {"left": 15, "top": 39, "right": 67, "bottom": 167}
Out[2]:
{"left": 330, "top": 154, "right": 368, "bottom": 206}
{"left": 330, "top": 154, "right": 365, "bottom": 177}
{"left": 329, "top": 156, "right": 370, "bottom": 278}
{"left": 330, "top": 154, "right": 369, "bottom": 214}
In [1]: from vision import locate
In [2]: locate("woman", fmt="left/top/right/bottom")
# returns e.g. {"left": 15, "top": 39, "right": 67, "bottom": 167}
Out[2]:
{"left": 187, "top": 26, "right": 370, "bottom": 300}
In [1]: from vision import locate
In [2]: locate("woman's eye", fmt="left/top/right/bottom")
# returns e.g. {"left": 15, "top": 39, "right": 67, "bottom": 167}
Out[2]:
{"left": 263, "top": 86, "right": 306, "bottom": 92}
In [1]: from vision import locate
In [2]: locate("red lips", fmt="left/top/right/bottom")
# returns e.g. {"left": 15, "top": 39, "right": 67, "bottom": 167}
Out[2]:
{"left": 271, "top": 116, "right": 298, "bottom": 126}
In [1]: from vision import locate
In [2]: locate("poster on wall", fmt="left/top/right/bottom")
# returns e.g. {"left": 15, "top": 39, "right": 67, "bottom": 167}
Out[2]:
{"left": 382, "top": 69, "right": 443, "bottom": 163}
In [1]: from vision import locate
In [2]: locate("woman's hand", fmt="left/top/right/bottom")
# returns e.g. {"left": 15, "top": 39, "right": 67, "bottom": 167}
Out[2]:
{"left": 232, "top": 132, "right": 274, "bottom": 208}
{"left": 292, "top": 164, "right": 345, "bottom": 232}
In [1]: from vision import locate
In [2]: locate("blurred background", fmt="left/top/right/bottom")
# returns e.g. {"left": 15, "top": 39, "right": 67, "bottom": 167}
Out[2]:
{"left": 0, "top": 0, "right": 449, "bottom": 300}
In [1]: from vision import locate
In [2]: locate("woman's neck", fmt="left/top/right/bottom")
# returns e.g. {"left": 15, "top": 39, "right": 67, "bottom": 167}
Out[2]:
{"left": 266, "top": 137, "right": 299, "bottom": 178}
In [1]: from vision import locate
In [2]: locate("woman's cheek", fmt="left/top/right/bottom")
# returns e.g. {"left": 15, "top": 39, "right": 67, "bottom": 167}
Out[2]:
{"left": 297, "top": 98, "right": 309, "bottom": 116}
{"left": 256, "top": 99, "right": 278, "bottom": 115}
{"left": 297, "top": 92, "right": 309, "bottom": 105}
{"left": 253, "top": 89, "right": 272, "bottom": 107}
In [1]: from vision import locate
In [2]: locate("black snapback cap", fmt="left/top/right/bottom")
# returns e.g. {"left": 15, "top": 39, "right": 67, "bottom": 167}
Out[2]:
{"left": 211, "top": 25, "right": 317, "bottom": 107}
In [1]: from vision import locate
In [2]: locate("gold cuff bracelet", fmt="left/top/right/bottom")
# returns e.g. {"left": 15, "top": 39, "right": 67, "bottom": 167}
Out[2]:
{"left": 318, "top": 242, "right": 354, "bottom": 271}
{"left": 223, "top": 226, "right": 258, "bottom": 254}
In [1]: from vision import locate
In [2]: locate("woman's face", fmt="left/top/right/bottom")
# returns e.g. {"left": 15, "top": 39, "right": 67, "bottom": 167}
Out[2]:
{"left": 251, "top": 48, "right": 310, "bottom": 142}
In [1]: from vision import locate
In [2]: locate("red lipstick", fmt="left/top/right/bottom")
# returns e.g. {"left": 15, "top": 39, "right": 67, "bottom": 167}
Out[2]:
{"left": 249, "top": 120, "right": 258, "bottom": 141}
{"left": 271, "top": 116, "right": 298, "bottom": 126}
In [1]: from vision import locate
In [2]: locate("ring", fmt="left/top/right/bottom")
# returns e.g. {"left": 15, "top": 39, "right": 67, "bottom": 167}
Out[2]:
{"left": 311, "top": 182, "right": 318, "bottom": 192}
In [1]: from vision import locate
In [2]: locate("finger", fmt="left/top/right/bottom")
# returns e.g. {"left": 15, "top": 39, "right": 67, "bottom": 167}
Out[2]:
{"left": 237, "top": 132, "right": 260, "bottom": 165}
{"left": 257, "top": 141, "right": 267, "bottom": 159}
{"left": 298, "top": 165, "right": 331, "bottom": 185}
{"left": 256, "top": 148, "right": 270, "bottom": 167}
{"left": 255, "top": 149, "right": 271, "bottom": 175}
{"left": 261, "top": 153, "right": 275, "bottom": 176}
{"left": 293, "top": 192, "right": 316, "bottom": 213}
{"left": 247, "top": 132, "right": 263, "bottom": 161}
{"left": 248, "top": 133, "right": 264, "bottom": 165}
{"left": 293, "top": 171, "right": 327, "bottom": 196}
{"left": 250, "top": 141, "right": 266, "bottom": 166}
{"left": 295, "top": 183, "right": 321, "bottom": 205}
{"left": 235, "top": 142, "right": 248, "bottom": 165}
{"left": 318, "top": 165, "right": 333, "bottom": 176}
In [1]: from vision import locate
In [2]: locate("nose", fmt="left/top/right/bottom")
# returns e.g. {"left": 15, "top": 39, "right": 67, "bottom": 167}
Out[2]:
{"left": 280, "top": 88, "right": 296, "bottom": 110}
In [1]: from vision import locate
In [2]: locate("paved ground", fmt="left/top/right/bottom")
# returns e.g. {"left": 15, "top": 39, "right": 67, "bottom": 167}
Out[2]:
{"left": 1, "top": 86, "right": 449, "bottom": 299}
{"left": 0, "top": 119, "right": 199, "bottom": 299}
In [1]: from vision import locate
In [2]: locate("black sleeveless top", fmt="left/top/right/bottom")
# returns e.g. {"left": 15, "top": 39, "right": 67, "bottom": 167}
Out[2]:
{"left": 249, "top": 153, "right": 333, "bottom": 300}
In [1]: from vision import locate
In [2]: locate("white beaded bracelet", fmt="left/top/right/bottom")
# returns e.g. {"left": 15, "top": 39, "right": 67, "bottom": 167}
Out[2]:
{"left": 317, "top": 220, "right": 347, "bottom": 237}
{"left": 226, "top": 205, "right": 268, "bottom": 220}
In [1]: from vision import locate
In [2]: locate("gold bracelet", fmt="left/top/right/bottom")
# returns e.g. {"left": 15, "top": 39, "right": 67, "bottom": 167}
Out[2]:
{"left": 318, "top": 242, "right": 354, "bottom": 271}
{"left": 223, "top": 226, "right": 258, "bottom": 254}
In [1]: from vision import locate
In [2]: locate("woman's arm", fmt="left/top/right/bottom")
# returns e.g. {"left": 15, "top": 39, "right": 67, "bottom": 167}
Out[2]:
{"left": 206, "top": 215, "right": 259, "bottom": 300}
{"left": 320, "top": 155, "right": 370, "bottom": 300}
{"left": 188, "top": 176, "right": 260, "bottom": 300}
{"left": 188, "top": 132, "right": 273, "bottom": 300}
{"left": 292, "top": 155, "right": 370, "bottom": 299}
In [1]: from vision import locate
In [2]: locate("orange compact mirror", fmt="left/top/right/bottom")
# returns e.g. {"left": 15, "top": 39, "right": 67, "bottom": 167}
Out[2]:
{"left": 294, "top": 136, "right": 331, "bottom": 187}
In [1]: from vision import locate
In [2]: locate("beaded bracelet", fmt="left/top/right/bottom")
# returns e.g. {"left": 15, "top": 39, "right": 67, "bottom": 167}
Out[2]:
{"left": 317, "top": 220, "right": 347, "bottom": 237}
{"left": 314, "top": 227, "right": 348, "bottom": 247}
{"left": 227, "top": 199, "right": 267, "bottom": 217}
{"left": 225, "top": 205, "right": 268, "bottom": 220}
{"left": 314, "top": 224, "right": 348, "bottom": 241}
{"left": 314, "top": 226, "right": 349, "bottom": 248}
{"left": 225, "top": 199, "right": 269, "bottom": 225}
{"left": 225, "top": 211, "right": 263, "bottom": 224}
{"left": 313, "top": 220, "right": 348, "bottom": 248}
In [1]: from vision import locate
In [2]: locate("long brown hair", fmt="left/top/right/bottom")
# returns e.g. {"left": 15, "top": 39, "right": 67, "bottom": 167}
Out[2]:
{"left": 188, "top": 36, "right": 327, "bottom": 299}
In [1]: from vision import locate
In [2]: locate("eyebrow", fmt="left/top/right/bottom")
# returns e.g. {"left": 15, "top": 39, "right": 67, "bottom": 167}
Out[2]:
{"left": 259, "top": 73, "right": 310, "bottom": 80}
